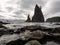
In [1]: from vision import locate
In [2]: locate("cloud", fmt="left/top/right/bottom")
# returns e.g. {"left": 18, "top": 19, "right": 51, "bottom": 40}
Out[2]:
{"left": 0, "top": 0, "right": 60, "bottom": 20}
{"left": 42, "top": 0, "right": 60, "bottom": 20}
{"left": 0, "top": 0, "right": 20, "bottom": 19}
{"left": 6, "top": 7, "right": 14, "bottom": 12}
{"left": 0, "top": 0, "right": 46, "bottom": 20}
{"left": 20, "top": 0, "right": 46, "bottom": 10}
{"left": 19, "top": 0, "right": 48, "bottom": 19}
{"left": 14, "top": 10, "right": 26, "bottom": 15}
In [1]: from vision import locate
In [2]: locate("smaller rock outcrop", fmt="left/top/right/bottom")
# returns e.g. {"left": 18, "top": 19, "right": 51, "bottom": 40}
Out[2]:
{"left": 46, "top": 17, "right": 60, "bottom": 22}
{"left": 25, "top": 14, "right": 31, "bottom": 22}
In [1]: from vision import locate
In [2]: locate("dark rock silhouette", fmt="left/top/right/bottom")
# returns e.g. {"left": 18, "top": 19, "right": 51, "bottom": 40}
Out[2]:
{"left": 25, "top": 14, "right": 31, "bottom": 22}
{"left": 32, "top": 4, "right": 44, "bottom": 22}
{"left": 0, "top": 21, "right": 8, "bottom": 28}
{"left": 6, "top": 39, "right": 28, "bottom": 45}
{"left": 25, "top": 4, "right": 44, "bottom": 22}
{"left": 0, "top": 21, "right": 9, "bottom": 24}
{"left": 46, "top": 17, "right": 60, "bottom": 22}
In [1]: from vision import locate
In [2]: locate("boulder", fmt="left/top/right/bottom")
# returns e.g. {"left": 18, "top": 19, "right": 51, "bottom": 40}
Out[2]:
{"left": 25, "top": 40, "right": 41, "bottom": 45}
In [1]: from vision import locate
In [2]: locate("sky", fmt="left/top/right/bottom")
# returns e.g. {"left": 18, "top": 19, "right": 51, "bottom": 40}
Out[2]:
{"left": 0, "top": 0, "right": 60, "bottom": 20}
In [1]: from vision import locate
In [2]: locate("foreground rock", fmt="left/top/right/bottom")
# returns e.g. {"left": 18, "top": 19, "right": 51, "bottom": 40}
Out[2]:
{"left": 6, "top": 39, "right": 27, "bottom": 45}
{"left": 25, "top": 40, "right": 41, "bottom": 45}
{"left": 0, "top": 28, "right": 14, "bottom": 36}
{"left": 0, "top": 30, "right": 44, "bottom": 45}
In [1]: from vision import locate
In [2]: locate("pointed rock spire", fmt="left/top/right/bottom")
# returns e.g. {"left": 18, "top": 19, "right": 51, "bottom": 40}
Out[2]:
{"left": 25, "top": 14, "right": 31, "bottom": 22}
{"left": 32, "top": 4, "right": 44, "bottom": 22}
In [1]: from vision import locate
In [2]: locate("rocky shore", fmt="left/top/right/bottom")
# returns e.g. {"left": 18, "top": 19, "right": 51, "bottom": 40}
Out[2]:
{"left": 0, "top": 23, "right": 60, "bottom": 45}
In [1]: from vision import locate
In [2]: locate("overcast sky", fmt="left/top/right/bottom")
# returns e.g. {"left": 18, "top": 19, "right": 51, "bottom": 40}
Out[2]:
{"left": 0, "top": 0, "right": 60, "bottom": 20}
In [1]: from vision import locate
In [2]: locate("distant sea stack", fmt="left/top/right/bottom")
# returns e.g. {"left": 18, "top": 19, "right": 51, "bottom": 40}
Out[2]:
{"left": 32, "top": 4, "right": 44, "bottom": 22}
{"left": 25, "top": 4, "right": 44, "bottom": 22}
{"left": 25, "top": 14, "right": 31, "bottom": 22}
{"left": 46, "top": 17, "right": 60, "bottom": 22}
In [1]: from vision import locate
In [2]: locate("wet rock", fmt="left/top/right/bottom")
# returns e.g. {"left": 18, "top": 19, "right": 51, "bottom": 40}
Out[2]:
{"left": 6, "top": 39, "right": 28, "bottom": 45}
{"left": 50, "top": 28, "right": 60, "bottom": 33}
{"left": 0, "top": 28, "right": 15, "bottom": 36}
{"left": 0, "top": 30, "right": 6, "bottom": 36}
{"left": 19, "top": 30, "right": 44, "bottom": 40}
{"left": 20, "top": 25, "right": 52, "bottom": 32}
{"left": 20, "top": 25, "right": 43, "bottom": 32}
{"left": 7, "top": 29, "right": 14, "bottom": 34}
{"left": 29, "top": 30, "right": 44, "bottom": 39}
{"left": 20, "top": 28, "right": 25, "bottom": 32}
{"left": 25, "top": 40, "right": 41, "bottom": 45}
{"left": 14, "top": 29, "right": 21, "bottom": 34}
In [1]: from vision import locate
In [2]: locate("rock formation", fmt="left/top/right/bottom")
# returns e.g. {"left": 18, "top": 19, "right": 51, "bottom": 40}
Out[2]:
{"left": 46, "top": 17, "right": 60, "bottom": 22}
{"left": 32, "top": 4, "right": 44, "bottom": 22}
{"left": 25, "top": 14, "right": 31, "bottom": 22}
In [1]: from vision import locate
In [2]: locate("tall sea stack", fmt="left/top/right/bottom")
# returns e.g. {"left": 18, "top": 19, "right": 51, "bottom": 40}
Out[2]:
{"left": 25, "top": 14, "right": 31, "bottom": 22}
{"left": 32, "top": 4, "right": 44, "bottom": 22}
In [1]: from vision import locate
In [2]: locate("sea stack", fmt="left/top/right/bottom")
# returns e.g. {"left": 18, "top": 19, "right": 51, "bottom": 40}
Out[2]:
{"left": 25, "top": 14, "right": 31, "bottom": 22}
{"left": 46, "top": 17, "right": 60, "bottom": 22}
{"left": 32, "top": 4, "right": 44, "bottom": 22}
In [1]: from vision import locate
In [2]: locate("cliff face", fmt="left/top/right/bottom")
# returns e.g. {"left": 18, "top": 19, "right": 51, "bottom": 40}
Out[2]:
{"left": 32, "top": 4, "right": 44, "bottom": 22}
{"left": 46, "top": 17, "right": 60, "bottom": 22}
{"left": 25, "top": 15, "right": 31, "bottom": 22}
